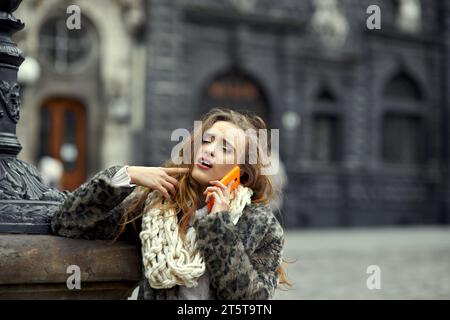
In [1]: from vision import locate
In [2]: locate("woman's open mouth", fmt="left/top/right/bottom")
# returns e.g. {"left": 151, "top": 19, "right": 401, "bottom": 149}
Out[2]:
{"left": 196, "top": 157, "right": 213, "bottom": 170}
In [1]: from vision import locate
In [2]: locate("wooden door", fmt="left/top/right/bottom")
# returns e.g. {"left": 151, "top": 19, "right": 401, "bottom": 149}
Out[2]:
{"left": 39, "top": 99, "right": 87, "bottom": 191}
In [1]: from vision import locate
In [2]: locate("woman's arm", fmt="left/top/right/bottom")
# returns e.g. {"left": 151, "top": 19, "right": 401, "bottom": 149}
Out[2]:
{"left": 51, "top": 165, "right": 138, "bottom": 240}
{"left": 51, "top": 165, "right": 188, "bottom": 240}
{"left": 193, "top": 204, "right": 284, "bottom": 300}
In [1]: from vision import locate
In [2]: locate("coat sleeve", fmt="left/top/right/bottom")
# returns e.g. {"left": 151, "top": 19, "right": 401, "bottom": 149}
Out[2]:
{"left": 51, "top": 165, "right": 144, "bottom": 240}
{"left": 192, "top": 204, "right": 284, "bottom": 300}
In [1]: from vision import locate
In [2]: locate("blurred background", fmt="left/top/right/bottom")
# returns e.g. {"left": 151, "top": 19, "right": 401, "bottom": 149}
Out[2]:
{"left": 12, "top": 0, "right": 450, "bottom": 299}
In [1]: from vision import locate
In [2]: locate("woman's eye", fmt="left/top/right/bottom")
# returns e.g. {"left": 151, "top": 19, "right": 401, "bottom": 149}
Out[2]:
{"left": 202, "top": 139, "right": 211, "bottom": 144}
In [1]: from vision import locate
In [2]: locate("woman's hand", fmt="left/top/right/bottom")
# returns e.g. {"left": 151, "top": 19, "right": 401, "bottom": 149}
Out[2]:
{"left": 203, "top": 180, "right": 234, "bottom": 214}
{"left": 127, "top": 166, "right": 189, "bottom": 200}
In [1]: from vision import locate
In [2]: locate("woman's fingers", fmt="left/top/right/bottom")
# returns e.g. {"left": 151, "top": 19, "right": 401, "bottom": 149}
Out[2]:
{"left": 158, "top": 167, "right": 185, "bottom": 198}
{"left": 130, "top": 167, "right": 185, "bottom": 197}
{"left": 157, "top": 185, "right": 171, "bottom": 200}
{"left": 203, "top": 186, "right": 215, "bottom": 194}
{"left": 161, "top": 179, "right": 176, "bottom": 196}
{"left": 205, "top": 192, "right": 211, "bottom": 204}
{"left": 204, "top": 186, "right": 225, "bottom": 203}
{"left": 164, "top": 174, "right": 179, "bottom": 187}
{"left": 162, "top": 167, "right": 189, "bottom": 176}
{"left": 209, "top": 180, "right": 227, "bottom": 190}
{"left": 209, "top": 180, "right": 232, "bottom": 196}
{"left": 205, "top": 190, "right": 219, "bottom": 204}
{"left": 210, "top": 179, "right": 234, "bottom": 191}
{"left": 203, "top": 186, "right": 221, "bottom": 195}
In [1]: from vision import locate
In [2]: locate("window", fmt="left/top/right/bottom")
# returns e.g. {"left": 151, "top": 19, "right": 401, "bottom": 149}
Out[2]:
{"left": 382, "top": 71, "right": 426, "bottom": 165}
{"left": 382, "top": 114, "right": 425, "bottom": 164}
{"left": 311, "top": 85, "right": 341, "bottom": 164}
{"left": 311, "top": 115, "right": 340, "bottom": 163}
{"left": 384, "top": 72, "right": 422, "bottom": 101}
{"left": 316, "top": 88, "right": 336, "bottom": 102}
{"left": 39, "top": 14, "right": 97, "bottom": 73}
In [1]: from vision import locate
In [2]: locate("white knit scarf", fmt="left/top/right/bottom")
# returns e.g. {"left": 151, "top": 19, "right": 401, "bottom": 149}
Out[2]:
{"left": 139, "top": 185, "right": 253, "bottom": 289}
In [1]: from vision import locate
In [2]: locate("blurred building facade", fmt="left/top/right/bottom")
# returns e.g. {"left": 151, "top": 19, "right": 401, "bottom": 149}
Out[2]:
{"left": 14, "top": 0, "right": 146, "bottom": 190}
{"left": 13, "top": 0, "right": 450, "bottom": 228}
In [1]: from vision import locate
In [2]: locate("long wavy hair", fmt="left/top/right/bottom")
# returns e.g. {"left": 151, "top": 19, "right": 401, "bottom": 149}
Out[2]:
{"left": 115, "top": 108, "right": 292, "bottom": 289}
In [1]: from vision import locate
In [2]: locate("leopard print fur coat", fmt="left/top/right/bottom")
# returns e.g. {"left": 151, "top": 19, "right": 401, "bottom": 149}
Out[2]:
{"left": 51, "top": 165, "right": 285, "bottom": 300}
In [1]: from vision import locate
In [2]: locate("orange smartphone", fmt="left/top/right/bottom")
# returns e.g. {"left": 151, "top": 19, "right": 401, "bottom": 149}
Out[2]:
{"left": 207, "top": 165, "right": 240, "bottom": 212}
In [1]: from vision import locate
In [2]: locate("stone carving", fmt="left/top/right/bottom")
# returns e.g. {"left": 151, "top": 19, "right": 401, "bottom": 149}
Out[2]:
{"left": 0, "top": 81, "right": 21, "bottom": 123}
{"left": 311, "top": 0, "right": 349, "bottom": 49}
{"left": 118, "top": 0, "right": 145, "bottom": 36}
{"left": 0, "top": 157, "right": 66, "bottom": 233}
{"left": 0, "top": 158, "right": 65, "bottom": 201}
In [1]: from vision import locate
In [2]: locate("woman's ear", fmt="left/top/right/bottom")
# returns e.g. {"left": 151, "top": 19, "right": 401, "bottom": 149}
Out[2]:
{"left": 239, "top": 166, "right": 249, "bottom": 184}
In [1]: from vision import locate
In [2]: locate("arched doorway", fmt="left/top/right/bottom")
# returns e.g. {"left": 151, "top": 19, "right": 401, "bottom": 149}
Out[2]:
{"left": 381, "top": 71, "right": 426, "bottom": 164}
{"left": 200, "top": 68, "right": 270, "bottom": 123}
{"left": 38, "top": 98, "right": 87, "bottom": 191}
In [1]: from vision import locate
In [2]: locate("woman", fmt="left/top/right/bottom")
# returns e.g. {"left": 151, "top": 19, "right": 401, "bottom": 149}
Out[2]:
{"left": 51, "top": 108, "right": 290, "bottom": 300}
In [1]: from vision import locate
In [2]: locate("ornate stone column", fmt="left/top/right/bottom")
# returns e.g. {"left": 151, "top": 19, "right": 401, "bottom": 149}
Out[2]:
{"left": 0, "top": 0, "right": 65, "bottom": 234}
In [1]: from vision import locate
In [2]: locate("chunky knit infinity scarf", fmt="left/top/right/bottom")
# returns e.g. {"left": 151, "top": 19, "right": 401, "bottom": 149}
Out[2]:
{"left": 139, "top": 185, "right": 253, "bottom": 289}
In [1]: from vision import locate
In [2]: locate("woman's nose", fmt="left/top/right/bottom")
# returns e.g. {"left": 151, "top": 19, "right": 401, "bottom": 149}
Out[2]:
{"left": 203, "top": 143, "right": 215, "bottom": 157}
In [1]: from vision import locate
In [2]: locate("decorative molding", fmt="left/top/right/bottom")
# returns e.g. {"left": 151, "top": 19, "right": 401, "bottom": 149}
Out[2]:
{"left": 0, "top": 43, "right": 24, "bottom": 62}
{"left": 0, "top": 202, "right": 60, "bottom": 234}
{"left": 118, "top": 0, "right": 145, "bottom": 37}
{"left": 0, "top": 81, "right": 21, "bottom": 123}
{"left": 0, "top": 157, "right": 66, "bottom": 234}
{"left": 0, "top": 158, "right": 66, "bottom": 201}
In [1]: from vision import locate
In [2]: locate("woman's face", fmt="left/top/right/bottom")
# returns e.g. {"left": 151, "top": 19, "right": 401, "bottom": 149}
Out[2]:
{"left": 191, "top": 121, "right": 247, "bottom": 188}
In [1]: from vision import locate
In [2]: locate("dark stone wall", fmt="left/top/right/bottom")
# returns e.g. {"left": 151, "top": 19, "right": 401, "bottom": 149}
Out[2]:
{"left": 443, "top": 0, "right": 450, "bottom": 225}
{"left": 141, "top": 0, "right": 449, "bottom": 228}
